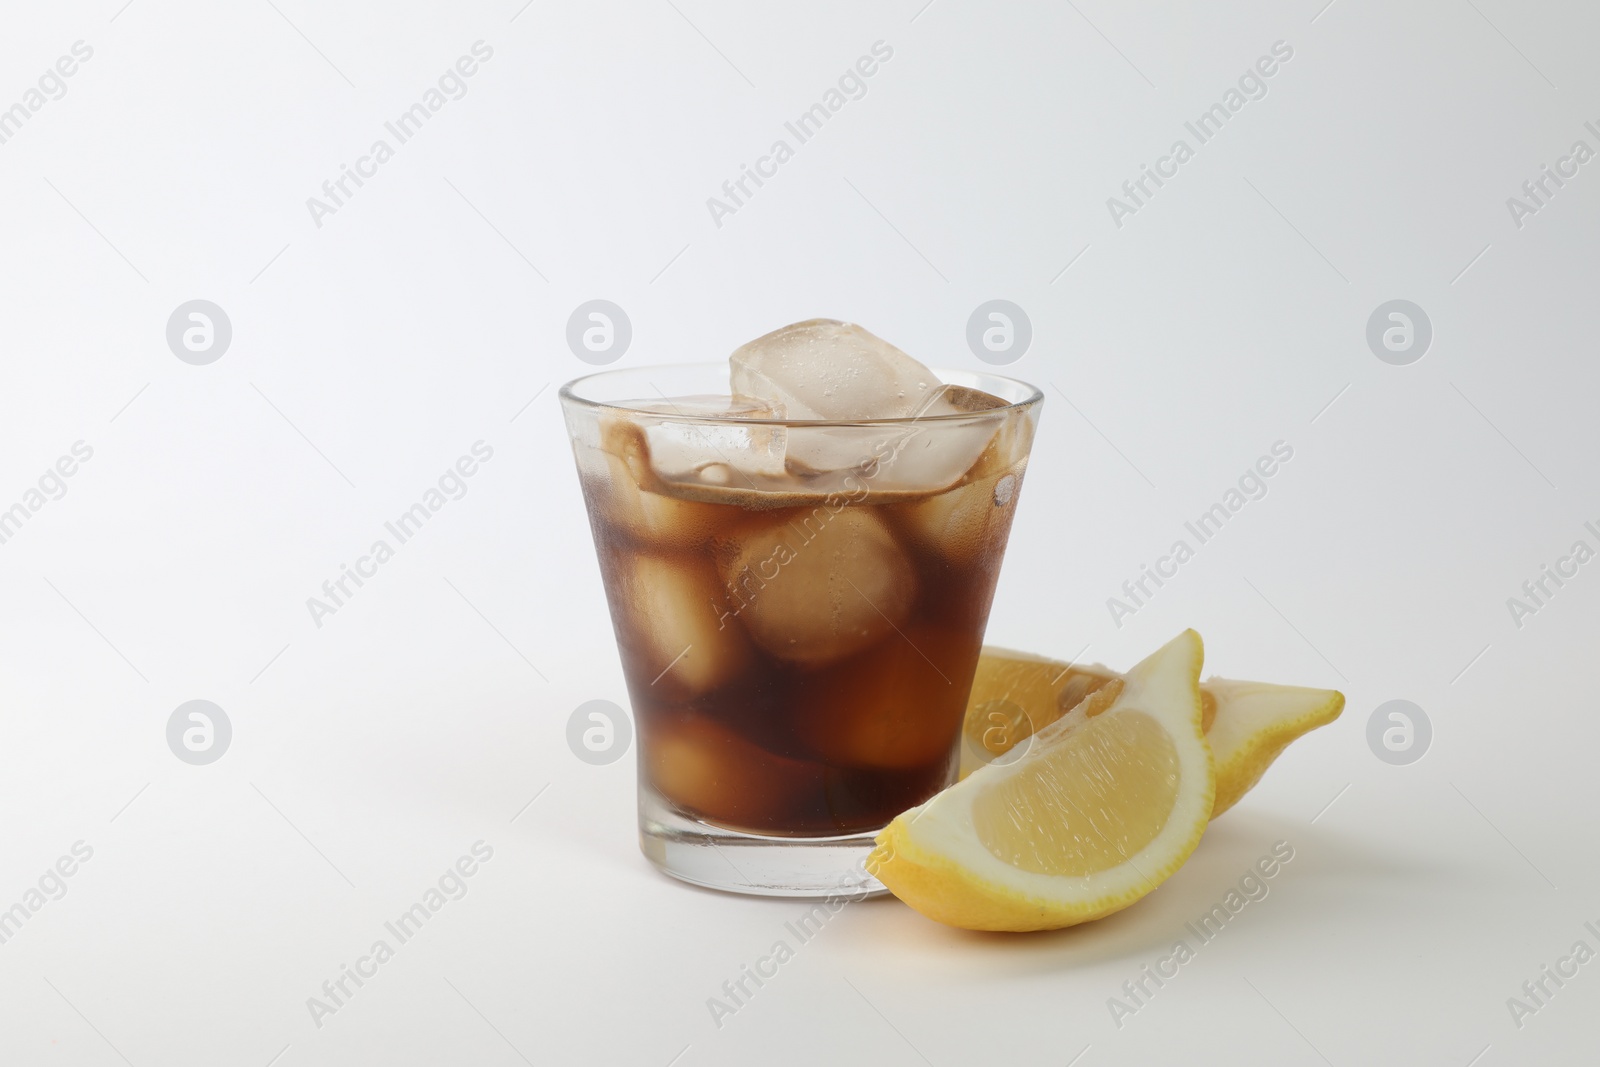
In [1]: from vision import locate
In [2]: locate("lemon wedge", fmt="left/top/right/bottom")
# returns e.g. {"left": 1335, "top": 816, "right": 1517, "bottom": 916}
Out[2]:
{"left": 868, "top": 630, "right": 1213, "bottom": 932}
{"left": 957, "top": 651, "right": 1123, "bottom": 781}
{"left": 958, "top": 647, "right": 1342, "bottom": 818}
{"left": 1202, "top": 678, "right": 1343, "bottom": 816}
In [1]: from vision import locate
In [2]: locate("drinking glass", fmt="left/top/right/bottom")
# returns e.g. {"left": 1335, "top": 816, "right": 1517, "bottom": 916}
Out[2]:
{"left": 561, "top": 364, "right": 1042, "bottom": 896}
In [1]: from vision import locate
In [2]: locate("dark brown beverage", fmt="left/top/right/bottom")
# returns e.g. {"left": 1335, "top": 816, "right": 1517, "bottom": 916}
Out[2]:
{"left": 576, "top": 398, "right": 1035, "bottom": 837}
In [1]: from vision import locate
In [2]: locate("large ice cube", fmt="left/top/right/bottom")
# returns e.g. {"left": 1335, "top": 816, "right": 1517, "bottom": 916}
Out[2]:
{"left": 732, "top": 320, "right": 1005, "bottom": 491}
{"left": 613, "top": 554, "right": 750, "bottom": 699}
{"left": 730, "top": 319, "right": 940, "bottom": 420}
{"left": 717, "top": 508, "right": 915, "bottom": 667}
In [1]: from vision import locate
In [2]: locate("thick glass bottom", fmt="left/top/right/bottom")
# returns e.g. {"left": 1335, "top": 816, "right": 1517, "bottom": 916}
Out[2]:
{"left": 638, "top": 785, "right": 889, "bottom": 898}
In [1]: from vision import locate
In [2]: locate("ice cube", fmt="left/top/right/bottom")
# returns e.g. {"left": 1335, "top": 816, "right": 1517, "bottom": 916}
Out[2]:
{"left": 594, "top": 452, "right": 729, "bottom": 547}
{"left": 731, "top": 319, "right": 1009, "bottom": 490}
{"left": 779, "top": 392, "right": 1006, "bottom": 495}
{"left": 868, "top": 384, "right": 1007, "bottom": 491}
{"left": 624, "top": 396, "right": 788, "bottom": 490}
{"left": 593, "top": 416, "right": 728, "bottom": 547}
{"left": 730, "top": 319, "right": 941, "bottom": 420}
{"left": 894, "top": 460, "right": 1026, "bottom": 565}
{"left": 643, "top": 709, "right": 816, "bottom": 833}
{"left": 612, "top": 554, "right": 750, "bottom": 699}
{"left": 597, "top": 398, "right": 787, "bottom": 507}
{"left": 781, "top": 423, "right": 906, "bottom": 482}
{"left": 791, "top": 623, "right": 975, "bottom": 770}
{"left": 716, "top": 508, "right": 915, "bottom": 667}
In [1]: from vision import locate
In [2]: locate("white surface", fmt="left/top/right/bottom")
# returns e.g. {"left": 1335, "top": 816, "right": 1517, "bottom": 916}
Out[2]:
{"left": 1, "top": 1, "right": 1596, "bottom": 1064}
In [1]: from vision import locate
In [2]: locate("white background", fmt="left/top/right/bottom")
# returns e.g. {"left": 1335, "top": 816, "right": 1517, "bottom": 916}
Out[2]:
{"left": 1, "top": 0, "right": 1597, "bottom": 1063}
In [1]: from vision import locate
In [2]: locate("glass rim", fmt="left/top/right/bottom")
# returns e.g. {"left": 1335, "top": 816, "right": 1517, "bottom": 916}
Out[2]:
{"left": 558, "top": 361, "right": 1044, "bottom": 428}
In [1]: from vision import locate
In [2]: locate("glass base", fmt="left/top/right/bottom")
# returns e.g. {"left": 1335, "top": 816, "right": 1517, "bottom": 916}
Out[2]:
{"left": 638, "top": 786, "right": 890, "bottom": 898}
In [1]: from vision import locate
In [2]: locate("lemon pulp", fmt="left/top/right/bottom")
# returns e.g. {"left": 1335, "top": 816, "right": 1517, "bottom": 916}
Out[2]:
{"left": 971, "top": 710, "right": 1180, "bottom": 877}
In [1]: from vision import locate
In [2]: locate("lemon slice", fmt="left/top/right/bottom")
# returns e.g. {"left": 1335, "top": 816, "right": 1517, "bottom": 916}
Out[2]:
{"left": 957, "top": 651, "right": 1123, "bottom": 780}
{"left": 1202, "top": 678, "right": 1343, "bottom": 817}
{"left": 868, "top": 631, "right": 1212, "bottom": 932}
{"left": 958, "top": 647, "right": 1342, "bottom": 818}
